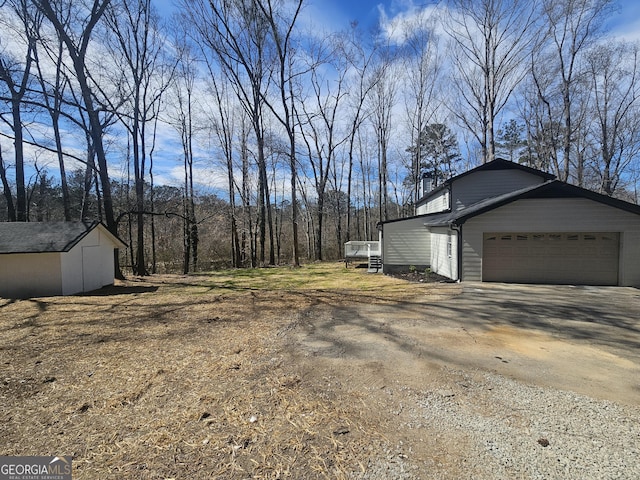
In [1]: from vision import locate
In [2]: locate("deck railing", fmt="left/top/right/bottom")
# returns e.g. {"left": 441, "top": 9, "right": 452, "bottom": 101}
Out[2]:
{"left": 344, "top": 241, "right": 381, "bottom": 259}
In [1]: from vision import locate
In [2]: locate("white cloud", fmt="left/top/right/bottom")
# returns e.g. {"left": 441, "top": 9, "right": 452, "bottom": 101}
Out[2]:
{"left": 377, "top": 1, "right": 442, "bottom": 45}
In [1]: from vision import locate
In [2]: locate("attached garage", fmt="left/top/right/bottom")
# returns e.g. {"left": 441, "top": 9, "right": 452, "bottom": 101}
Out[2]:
{"left": 482, "top": 232, "right": 620, "bottom": 285}
{"left": 458, "top": 183, "right": 640, "bottom": 286}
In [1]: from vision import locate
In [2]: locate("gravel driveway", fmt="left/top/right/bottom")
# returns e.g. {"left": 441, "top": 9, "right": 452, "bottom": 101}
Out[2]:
{"left": 289, "top": 282, "right": 640, "bottom": 479}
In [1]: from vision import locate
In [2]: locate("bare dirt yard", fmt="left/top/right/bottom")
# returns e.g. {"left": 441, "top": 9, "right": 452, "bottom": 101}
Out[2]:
{"left": 1, "top": 263, "right": 639, "bottom": 479}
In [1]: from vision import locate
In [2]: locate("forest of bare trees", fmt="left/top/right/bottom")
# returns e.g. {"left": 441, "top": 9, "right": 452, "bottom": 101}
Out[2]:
{"left": 1, "top": 0, "right": 639, "bottom": 274}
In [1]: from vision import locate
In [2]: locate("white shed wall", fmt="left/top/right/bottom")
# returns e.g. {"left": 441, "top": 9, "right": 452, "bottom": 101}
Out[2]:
{"left": 452, "top": 170, "right": 545, "bottom": 211}
{"left": 462, "top": 198, "right": 640, "bottom": 286}
{"left": 61, "top": 245, "right": 82, "bottom": 296}
{"left": 0, "top": 253, "right": 62, "bottom": 297}
{"left": 430, "top": 227, "right": 458, "bottom": 280}
{"left": 382, "top": 217, "right": 431, "bottom": 272}
{"left": 61, "top": 227, "right": 116, "bottom": 295}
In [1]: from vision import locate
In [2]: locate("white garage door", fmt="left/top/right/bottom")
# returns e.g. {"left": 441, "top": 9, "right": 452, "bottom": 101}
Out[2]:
{"left": 482, "top": 232, "right": 619, "bottom": 285}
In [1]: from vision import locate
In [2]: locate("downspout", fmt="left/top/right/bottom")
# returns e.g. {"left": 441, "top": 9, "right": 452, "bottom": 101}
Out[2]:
{"left": 450, "top": 221, "right": 462, "bottom": 282}
{"left": 376, "top": 221, "right": 383, "bottom": 272}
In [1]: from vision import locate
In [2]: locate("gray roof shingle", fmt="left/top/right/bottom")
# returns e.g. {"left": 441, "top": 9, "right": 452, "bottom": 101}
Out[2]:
{"left": 0, "top": 221, "right": 106, "bottom": 254}
{"left": 382, "top": 179, "right": 640, "bottom": 228}
{"left": 421, "top": 180, "right": 640, "bottom": 228}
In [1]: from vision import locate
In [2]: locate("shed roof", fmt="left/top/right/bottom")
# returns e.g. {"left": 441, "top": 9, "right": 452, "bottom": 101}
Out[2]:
{"left": 0, "top": 221, "right": 125, "bottom": 254}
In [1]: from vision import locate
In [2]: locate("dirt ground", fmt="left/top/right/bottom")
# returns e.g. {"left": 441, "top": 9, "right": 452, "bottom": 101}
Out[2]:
{"left": 1, "top": 263, "right": 638, "bottom": 479}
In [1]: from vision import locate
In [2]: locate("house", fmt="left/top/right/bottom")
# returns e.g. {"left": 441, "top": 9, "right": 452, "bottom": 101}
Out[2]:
{"left": 0, "top": 221, "right": 126, "bottom": 298}
{"left": 379, "top": 159, "right": 640, "bottom": 286}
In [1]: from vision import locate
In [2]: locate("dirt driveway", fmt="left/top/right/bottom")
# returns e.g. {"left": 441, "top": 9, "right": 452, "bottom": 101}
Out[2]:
{"left": 290, "top": 282, "right": 640, "bottom": 405}
{"left": 285, "top": 280, "right": 640, "bottom": 478}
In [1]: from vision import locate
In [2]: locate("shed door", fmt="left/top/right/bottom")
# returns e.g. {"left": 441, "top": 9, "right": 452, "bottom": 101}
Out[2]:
{"left": 482, "top": 232, "right": 619, "bottom": 285}
{"left": 82, "top": 246, "right": 103, "bottom": 292}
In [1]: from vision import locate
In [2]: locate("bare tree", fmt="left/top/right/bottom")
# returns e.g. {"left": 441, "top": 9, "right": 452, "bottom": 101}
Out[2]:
{"left": 400, "top": 10, "right": 442, "bottom": 211}
{"left": 445, "top": 0, "right": 539, "bottom": 164}
{"left": 104, "top": 0, "right": 171, "bottom": 275}
{"left": 532, "top": 0, "right": 613, "bottom": 181}
{"left": 0, "top": 0, "right": 41, "bottom": 221}
{"left": 35, "top": 0, "right": 117, "bottom": 233}
{"left": 0, "top": 143, "right": 16, "bottom": 220}
{"left": 356, "top": 127, "right": 377, "bottom": 239}
{"left": 31, "top": 4, "right": 73, "bottom": 221}
{"left": 368, "top": 59, "right": 397, "bottom": 222}
{"left": 208, "top": 72, "right": 243, "bottom": 267}
{"left": 299, "top": 35, "right": 349, "bottom": 261}
{"left": 342, "top": 26, "right": 378, "bottom": 241}
{"left": 182, "top": 0, "right": 275, "bottom": 265}
{"left": 255, "top": 0, "right": 303, "bottom": 267}
{"left": 585, "top": 41, "right": 640, "bottom": 196}
{"left": 238, "top": 115, "right": 256, "bottom": 266}
{"left": 168, "top": 43, "right": 198, "bottom": 274}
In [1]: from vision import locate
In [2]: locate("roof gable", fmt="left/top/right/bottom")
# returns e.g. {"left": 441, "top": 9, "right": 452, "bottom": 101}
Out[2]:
{"left": 0, "top": 221, "right": 125, "bottom": 254}
{"left": 418, "top": 158, "right": 556, "bottom": 205}
{"left": 420, "top": 180, "right": 640, "bottom": 227}
{"left": 464, "top": 158, "right": 556, "bottom": 179}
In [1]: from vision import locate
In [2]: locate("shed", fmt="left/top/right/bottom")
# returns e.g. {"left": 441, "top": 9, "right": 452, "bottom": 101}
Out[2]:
{"left": 0, "top": 221, "right": 126, "bottom": 298}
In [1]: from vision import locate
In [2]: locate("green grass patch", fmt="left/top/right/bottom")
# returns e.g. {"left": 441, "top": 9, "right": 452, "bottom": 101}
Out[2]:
{"left": 190, "top": 262, "right": 388, "bottom": 293}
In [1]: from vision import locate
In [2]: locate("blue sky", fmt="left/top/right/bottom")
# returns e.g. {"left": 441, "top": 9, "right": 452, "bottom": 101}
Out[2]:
{"left": 5, "top": 0, "right": 640, "bottom": 194}
{"left": 606, "top": 0, "right": 640, "bottom": 41}
{"left": 310, "top": 0, "right": 640, "bottom": 40}
{"left": 154, "top": 0, "right": 640, "bottom": 43}
{"left": 111, "top": 0, "right": 640, "bottom": 190}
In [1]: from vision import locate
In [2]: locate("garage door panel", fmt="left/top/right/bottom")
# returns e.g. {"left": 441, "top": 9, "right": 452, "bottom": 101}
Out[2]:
{"left": 482, "top": 232, "right": 619, "bottom": 285}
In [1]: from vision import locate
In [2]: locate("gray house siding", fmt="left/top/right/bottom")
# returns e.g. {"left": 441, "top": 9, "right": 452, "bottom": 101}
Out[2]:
{"left": 461, "top": 198, "right": 640, "bottom": 286}
{"left": 382, "top": 217, "right": 431, "bottom": 273}
{"left": 452, "top": 170, "right": 546, "bottom": 211}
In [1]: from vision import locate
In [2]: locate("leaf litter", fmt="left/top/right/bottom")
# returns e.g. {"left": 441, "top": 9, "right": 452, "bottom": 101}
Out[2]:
{"left": 0, "top": 263, "right": 455, "bottom": 479}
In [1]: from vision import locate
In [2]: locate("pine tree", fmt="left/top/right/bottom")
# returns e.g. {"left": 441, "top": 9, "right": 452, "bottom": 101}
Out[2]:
{"left": 408, "top": 123, "right": 461, "bottom": 187}
{"left": 496, "top": 119, "right": 526, "bottom": 162}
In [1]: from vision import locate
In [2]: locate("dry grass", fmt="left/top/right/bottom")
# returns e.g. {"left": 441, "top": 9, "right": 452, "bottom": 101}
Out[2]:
{"left": 0, "top": 263, "right": 449, "bottom": 479}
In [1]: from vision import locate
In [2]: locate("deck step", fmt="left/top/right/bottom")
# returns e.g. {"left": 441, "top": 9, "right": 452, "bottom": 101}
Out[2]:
{"left": 367, "top": 255, "right": 382, "bottom": 273}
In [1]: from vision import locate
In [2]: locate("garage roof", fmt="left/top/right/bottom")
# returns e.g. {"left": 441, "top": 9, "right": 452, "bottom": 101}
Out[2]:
{"left": 0, "top": 221, "right": 125, "bottom": 254}
{"left": 422, "top": 180, "right": 640, "bottom": 228}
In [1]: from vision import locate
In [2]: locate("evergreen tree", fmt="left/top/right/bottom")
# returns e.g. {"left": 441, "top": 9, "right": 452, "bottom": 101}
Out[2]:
{"left": 408, "top": 123, "right": 461, "bottom": 187}
{"left": 496, "top": 119, "right": 526, "bottom": 162}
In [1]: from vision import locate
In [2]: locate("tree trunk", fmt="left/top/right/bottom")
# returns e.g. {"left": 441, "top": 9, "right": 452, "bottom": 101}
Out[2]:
{"left": 11, "top": 100, "right": 27, "bottom": 221}
{"left": 0, "top": 145, "right": 16, "bottom": 221}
